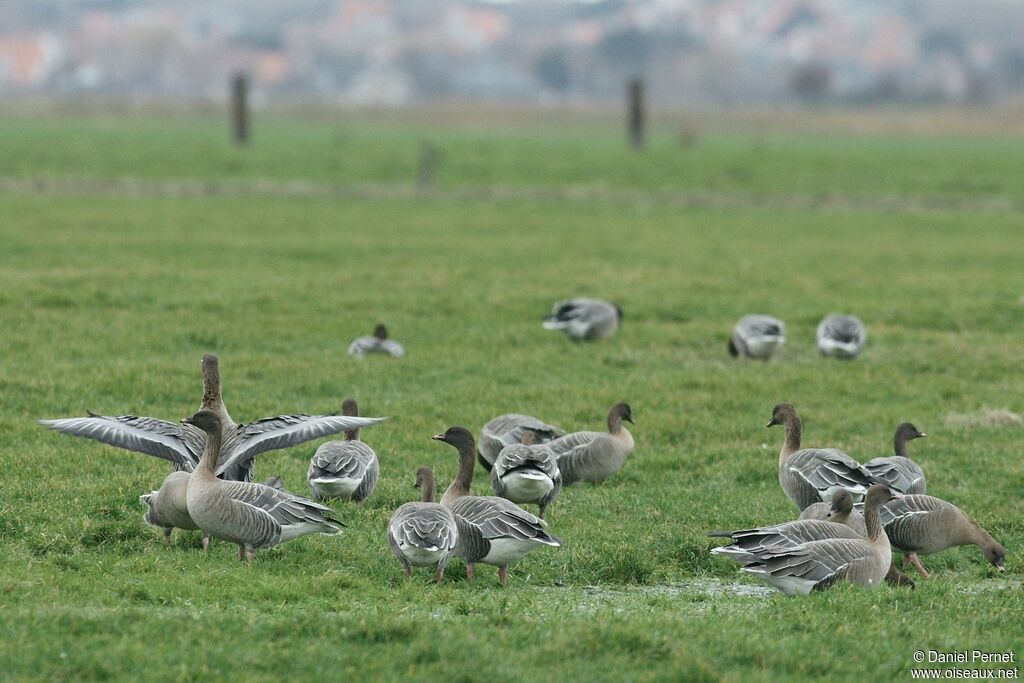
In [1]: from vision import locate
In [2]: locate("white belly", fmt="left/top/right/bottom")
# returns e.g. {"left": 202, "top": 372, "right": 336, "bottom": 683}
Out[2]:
{"left": 745, "top": 335, "right": 784, "bottom": 358}
{"left": 818, "top": 338, "right": 859, "bottom": 358}
{"left": 310, "top": 477, "right": 360, "bottom": 499}
{"left": 400, "top": 544, "right": 448, "bottom": 567}
{"left": 819, "top": 485, "right": 865, "bottom": 503}
{"left": 500, "top": 471, "right": 553, "bottom": 503}
{"left": 482, "top": 538, "right": 541, "bottom": 565}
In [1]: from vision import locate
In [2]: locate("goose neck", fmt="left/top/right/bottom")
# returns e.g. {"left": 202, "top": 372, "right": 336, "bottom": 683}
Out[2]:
{"left": 421, "top": 472, "right": 436, "bottom": 504}
{"left": 863, "top": 496, "right": 885, "bottom": 543}
{"left": 781, "top": 416, "right": 802, "bottom": 458}
{"left": 442, "top": 441, "right": 475, "bottom": 504}
{"left": 197, "top": 428, "right": 223, "bottom": 478}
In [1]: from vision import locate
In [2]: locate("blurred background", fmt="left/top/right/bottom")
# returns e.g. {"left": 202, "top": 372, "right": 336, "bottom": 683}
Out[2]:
{"left": 3, "top": 0, "right": 1024, "bottom": 111}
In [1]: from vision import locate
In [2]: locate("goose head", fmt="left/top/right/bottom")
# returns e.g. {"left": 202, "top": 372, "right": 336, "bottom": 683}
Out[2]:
{"left": 414, "top": 466, "right": 434, "bottom": 489}
{"left": 182, "top": 408, "right": 222, "bottom": 435}
{"left": 826, "top": 490, "right": 854, "bottom": 518}
{"left": 373, "top": 324, "right": 389, "bottom": 340}
{"left": 432, "top": 426, "right": 475, "bottom": 450}
{"left": 766, "top": 403, "right": 798, "bottom": 428}
{"left": 342, "top": 398, "right": 359, "bottom": 416}
{"left": 895, "top": 422, "right": 926, "bottom": 442}
{"left": 610, "top": 402, "right": 634, "bottom": 424}
{"left": 983, "top": 542, "right": 1006, "bottom": 573}
{"left": 863, "top": 484, "right": 900, "bottom": 508}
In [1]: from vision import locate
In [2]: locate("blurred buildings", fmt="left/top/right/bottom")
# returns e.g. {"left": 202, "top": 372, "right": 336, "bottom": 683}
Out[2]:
{"left": 2, "top": 0, "right": 1024, "bottom": 107}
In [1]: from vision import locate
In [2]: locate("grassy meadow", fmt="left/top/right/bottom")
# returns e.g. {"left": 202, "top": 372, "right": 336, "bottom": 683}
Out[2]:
{"left": 0, "top": 109, "right": 1021, "bottom": 681}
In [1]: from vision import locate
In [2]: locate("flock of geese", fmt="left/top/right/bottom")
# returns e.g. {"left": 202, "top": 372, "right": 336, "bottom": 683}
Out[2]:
{"left": 37, "top": 298, "right": 1005, "bottom": 593}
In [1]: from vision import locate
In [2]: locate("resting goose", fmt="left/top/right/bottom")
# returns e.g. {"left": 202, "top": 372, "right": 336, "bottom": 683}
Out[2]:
{"left": 348, "top": 323, "right": 405, "bottom": 358}
{"left": 433, "top": 426, "right": 559, "bottom": 586}
{"left": 767, "top": 403, "right": 872, "bottom": 510}
{"left": 874, "top": 494, "right": 1005, "bottom": 576}
{"left": 739, "top": 485, "right": 899, "bottom": 595}
{"left": 39, "top": 354, "right": 385, "bottom": 483}
{"left": 729, "top": 315, "right": 786, "bottom": 360}
{"left": 183, "top": 409, "right": 344, "bottom": 561}
{"left": 477, "top": 413, "right": 564, "bottom": 471}
{"left": 797, "top": 490, "right": 867, "bottom": 536}
{"left": 387, "top": 467, "right": 459, "bottom": 583}
{"left": 863, "top": 422, "right": 927, "bottom": 495}
{"left": 547, "top": 403, "right": 635, "bottom": 485}
{"left": 490, "top": 439, "right": 561, "bottom": 519}
{"left": 542, "top": 298, "right": 622, "bottom": 341}
{"left": 307, "top": 398, "right": 379, "bottom": 503}
{"left": 816, "top": 313, "right": 866, "bottom": 359}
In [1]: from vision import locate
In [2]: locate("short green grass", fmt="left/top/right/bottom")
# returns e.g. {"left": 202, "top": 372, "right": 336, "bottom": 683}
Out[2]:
{"left": 0, "top": 113, "right": 1021, "bottom": 682}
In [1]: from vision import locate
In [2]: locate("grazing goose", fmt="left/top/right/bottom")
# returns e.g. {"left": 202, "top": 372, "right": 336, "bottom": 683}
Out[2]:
{"left": 387, "top": 467, "right": 459, "bottom": 583}
{"left": 490, "top": 438, "right": 561, "bottom": 519}
{"left": 767, "top": 403, "right": 872, "bottom": 510}
{"left": 433, "top": 426, "right": 559, "bottom": 586}
{"left": 739, "top": 485, "right": 899, "bottom": 595}
{"left": 728, "top": 315, "right": 786, "bottom": 360}
{"left": 797, "top": 490, "right": 867, "bottom": 536}
{"left": 874, "top": 494, "right": 1005, "bottom": 576}
{"left": 307, "top": 398, "right": 379, "bottom": 503}
{"left": 348, "top": 323, "right": 405, "bottom": 358}
{"left": 546, "top": 403, "right": 635, "bottom": 485}
{"left": 183, "top": 410, "right": 344, "bottom": 561}
{"left": 39, "top": 353, "right": 385, "bottom": 482}
{"left": 478, "top": 413, "right": 564, "bottom": 471}
{"left": 542, "top": 298, "right": 622, "bottom": 341}
{"left": 863, "top": 422, "right": 927, "bottom": 495}
{"left": 140, "top": 472, "right": 285, "bottom": 547}
{"left": 816, "top": 313, "right": 866, "bottom": 359}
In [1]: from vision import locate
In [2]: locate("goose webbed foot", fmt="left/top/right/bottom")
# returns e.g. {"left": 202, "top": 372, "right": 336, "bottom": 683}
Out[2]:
{"left": 435, "top": 567, "right": 444, "bottom": 584}
{"left": 498, "top": 565, "right": 508, "bottom": 587}
{"left": 466, "top": 562, "right": 475, "bottom": 582}
{"left": 906, "top": 553, "right": 930, "bottom": 577}
{"left": 163, "top": 527, "right": 173, "bottom": 543}
{"left": 403, "top": 566, "right": 412, "bottom": 580}
{"left": 245, "top": 548, "right": 255, "bottom": 562}
{"left": 202, "top": 534, "right": 210, "bottom": 551}
{"left": 238, "top": 545, "right": 245, "bottom": 562}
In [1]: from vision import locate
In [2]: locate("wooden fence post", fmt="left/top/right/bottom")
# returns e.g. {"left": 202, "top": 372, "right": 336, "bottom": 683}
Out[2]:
{"left": 627, "top": 78, "right": 645, "bottom": 150}
{"left": 231, "top": 73, "right": 249, "bottom": 145}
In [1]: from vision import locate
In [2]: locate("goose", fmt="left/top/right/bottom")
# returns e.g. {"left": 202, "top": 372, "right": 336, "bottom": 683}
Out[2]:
{"left": 863, "top": 422, "right": 927, "bottom": 495}
{"left": 709, "top": 519, "right": 862, "bottom": 565}
{"left": 39, "top": 353, "right": 385, "bottom": 483}
{"left": 477, "top": 413, "right": 564, "bottom": 471}
{"left": 816, "top": 313, "right": 866, "bottom": 359}
{"left": 348, "top": 323, "right": 405, "bottom": 358}
{"left": 140, "top": 472, "right": 285, "bottom": 547}
{"left": 797, "top": 490, "right": 867, "bottom": 536}
{"left": 387, "top": 467, "right": 459, "bottom": 583}
{"left": 542, "top": 298, "right": 622, "bottom": 341}
{"left": 728, "top": 315, "right": 786, "bottom": 360}
{"left": 182, "top": 409, "right": 344, "bottom": 561}
{"left": 307, "top": 398, "right": 379, "bottom": 503}
{"left": 432, "top": 426, "right": 559, "bottom": 586}
{"left": 873, "top": 494, "right": 1005, "bottom": 576}
{"left": 546, "top": 403, "right": 635, "bottom": 485}
{"left": 490, "top": 438, "right": 561, "bottom": 519}
{"left": 767, "top": 403, "right": 872, "bottom": 510}
{"left": 739, "top": 485, "right": 899, "bottom": 595}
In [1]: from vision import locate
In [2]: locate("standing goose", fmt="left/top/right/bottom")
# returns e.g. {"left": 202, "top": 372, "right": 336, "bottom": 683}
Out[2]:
{"left": 797, "top": 490, "right": 867, "bottom": 536}
{"left": 307, "top": 398, "right": 379, "bottom": 503}
{"left": 547, "top": 403, "right": 635, "bottom": 485}
{"left": 183, "top": 409, "right": 344, "bottom": 561}
{"left": 490, "top": 437, "right": 562, "bottom": 519}
{"left": 478, "top": 413, "right": 564, "bottom": 471}
{"left": 767, "top": 403, "right": 872, "bottom": 510}
{"left": 816, "top": 313, "right": 866, "bottom": 359}
{"left": 387, "top": 467, "right": 459, "bottom": 583}
{"left": 729, "top": 315, "right": 786, "bottom": 360}
{"left": 433, "top": 426, "right": 559, "bottom": 586}
{"left": 542, "top": 298, "right": 622, "bottom": 341}
{"left": 739, "top": 485, "right": 899, "bottom": 595}
{"left": 348, "top": 323, "right": 405, "bottom": 358}
{"left": 874, "top": 494, "right": 1005, "bottom": 576}
{"left": 863, "top": 422, "right": 927, "bottom": 495}
{"left": 39, "top": 353, "right": 385, "bottom": 483}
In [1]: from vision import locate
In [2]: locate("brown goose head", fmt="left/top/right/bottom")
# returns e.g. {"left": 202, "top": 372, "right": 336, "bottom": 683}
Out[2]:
{"left": 182, "top": 408, "right": 222, "bottom": 436}
{"left": 373, "top": 324, "right": 388, "bottom": 340}
{"left": 827, "top": 490, "right": 854, "bottom": 519}
{"left": 766, "top": 403, "right": 799, "bottom": 428}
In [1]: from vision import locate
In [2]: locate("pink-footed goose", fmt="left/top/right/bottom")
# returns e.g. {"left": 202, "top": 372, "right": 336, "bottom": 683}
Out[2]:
{"left": 739, "top": 485, "right": 899, "bottom": 595}
{"left": 546, "top": 403, "right": 635, "bottom": 485}
{"left": 477, "top": 413, "right": 564, "bottom": 471}
{"left": 307, "top": 399, "right": 379, "bottom": 503}
{"left": 182, "top": 409, "right": 344, "bottom": 562}
{"left": 387, "top": 467, "right": 459, "bottom": 583}
{"left": 348, "top": 323, "right": 405, "bottom": 358}
{"left": 729, "top": 314, "right": 786, "bottom": 360}
{"left": 767, "top": 403, "right": 872, "bottom": 510}
{"left": 797, "top": 490, "right": 868, "bottom": 536}
{"left": 816, "top": 313, "right": 866, "bottom": 359}
{"left": 542, "top": 298, "right": 622, "bottom": 341}
{"left": 863, "top": 422, "right": 927, "bottom": 495}
{"left": 39, "top": 353, "right": 385, "bottom": 483}
{"left": 490, "top": 431, "right": 562, "bottom": 520}
{"left": 433, "top": 426, "right": 559, "bottom": 586}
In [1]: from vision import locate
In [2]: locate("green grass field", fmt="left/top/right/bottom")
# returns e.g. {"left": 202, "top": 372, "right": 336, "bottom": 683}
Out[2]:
{"left": 0, "top": 111, "right": 1021, "bottom": 682}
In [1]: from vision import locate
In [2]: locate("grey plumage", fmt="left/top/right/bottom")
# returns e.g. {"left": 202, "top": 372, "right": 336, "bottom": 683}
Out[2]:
{"left": 490, "top": 443, "right": 561, "bottom": 518}
{"left": 388, "top": 467, "right": 458, "bottom": 582}
{"left": 710, "top": 519, "right": 862, "bottom": 564}
{"left": 863, "top": 422, "right": 927, "bottom": 495}
{"left": 542, "top": 298, "right": 622, "bottom": 341}
{"left": 548, "top": 403, "right": 635, "bottom": 485}
{"left": 307, "top": 399, "right": 379, "bottom": 503}
{"left": 348, "top": 323, "right": 405, "bottom": 358}
{"left": 816, "top": 313, "right": 866, "bottom": 359}
{"left": 478, "top": 413, "right": 564, "bottom": 471}
{"left": 729, "top": 314, "right": 786, "bottom": 360}
{"left": 797, "top": 490, "right": 868, "bottom": 536}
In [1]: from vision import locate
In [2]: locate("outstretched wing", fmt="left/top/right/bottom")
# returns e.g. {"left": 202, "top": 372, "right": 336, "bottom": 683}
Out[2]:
{"left": 38, "top": 413, "right": 203, "bottom": 470}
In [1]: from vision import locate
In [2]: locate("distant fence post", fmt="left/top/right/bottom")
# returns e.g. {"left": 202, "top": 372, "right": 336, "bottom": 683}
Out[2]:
{"left": 627, "top": 78, "right": 645, "bottom": 150}
{"left": 231, "top": 73, "right": 249, "bottom": 145}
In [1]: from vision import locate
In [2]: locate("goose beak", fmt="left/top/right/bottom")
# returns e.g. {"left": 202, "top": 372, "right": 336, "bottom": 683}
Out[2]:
{"left": 766, "top": 418, "right": 779, "bottom": 428}
{"left": 998, "top": 565, "right": 1005, "bottom": 573}
{"left": 181, "top": 417, "right": 193, "bottom": 425}
{"left": 625, "top": 416, "right": 635, "bottom": 425}
{"left": 919, "top": 432, "right": 927, "bottom": 438}
{"left": 431, "top": 433, "right": 445, "bottom": 442}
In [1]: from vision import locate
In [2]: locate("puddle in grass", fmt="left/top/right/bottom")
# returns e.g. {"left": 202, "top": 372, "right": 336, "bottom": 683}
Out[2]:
{"left": 529, "top": 578, "right": 775, "bottom": 616}
{"left": 959, "top": 579, "right": 1021, "bottom": 595}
